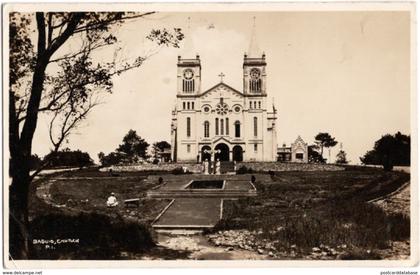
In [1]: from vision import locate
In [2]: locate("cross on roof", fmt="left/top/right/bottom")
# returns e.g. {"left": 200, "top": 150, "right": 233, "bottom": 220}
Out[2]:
{"left": 218, "top": 72, "right": 225, "bottom": 82}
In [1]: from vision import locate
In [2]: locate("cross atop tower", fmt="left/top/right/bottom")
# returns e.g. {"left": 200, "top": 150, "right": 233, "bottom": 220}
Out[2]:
{"left": 218, "top": 72, "right": 225, "bottom": 82}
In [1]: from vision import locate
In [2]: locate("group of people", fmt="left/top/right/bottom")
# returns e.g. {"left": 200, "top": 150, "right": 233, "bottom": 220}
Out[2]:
{"left": 202, "top": 159, "right": 221, "bottom": 175}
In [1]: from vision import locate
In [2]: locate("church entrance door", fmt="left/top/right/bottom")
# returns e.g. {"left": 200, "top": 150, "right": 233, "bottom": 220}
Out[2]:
{"left": 201, "top": 146, "right": 211, "bottom": 162}
{"left": 214, "top": 143, "right": 229, "bottom": 161}
{"left": 232, "top": 145, "right": 243, "bottom": 162}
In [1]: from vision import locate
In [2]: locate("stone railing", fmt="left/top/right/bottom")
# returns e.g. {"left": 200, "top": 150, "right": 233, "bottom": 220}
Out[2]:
{"left": 238, "top": 162, "right": 344, "bottom": 172}
{"left": 99, "top": 163, "right": 203, "bottom": 173}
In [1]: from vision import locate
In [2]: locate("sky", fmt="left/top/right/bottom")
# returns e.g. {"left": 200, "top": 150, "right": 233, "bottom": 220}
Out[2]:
{"left": 32, "top": 11, "right": 411, "bottom": 164}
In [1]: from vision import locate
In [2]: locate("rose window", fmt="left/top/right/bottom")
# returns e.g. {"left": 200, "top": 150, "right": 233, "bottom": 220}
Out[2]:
{"left": 216, "top": 103, "right": 229, "bottom": 115}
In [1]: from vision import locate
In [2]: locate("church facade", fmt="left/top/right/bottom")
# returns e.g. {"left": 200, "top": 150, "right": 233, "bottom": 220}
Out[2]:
{"left": 170, "top": 51, "right": 278, "bottom": 162}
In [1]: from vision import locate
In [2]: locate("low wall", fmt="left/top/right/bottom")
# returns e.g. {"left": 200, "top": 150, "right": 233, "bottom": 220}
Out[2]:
{"left": 99, "top": 163, "right": 203, "bottom": 173}
{"left": 239, "top": 162, "right": 344, "bottom": 172}
{"left": 99, "top": 162, "right": 344, "bottom": 173}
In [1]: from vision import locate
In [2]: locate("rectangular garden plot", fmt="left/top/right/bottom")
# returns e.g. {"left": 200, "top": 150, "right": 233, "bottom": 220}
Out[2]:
{"left": 153, "top": 198, "right": 221, "bottom": 229}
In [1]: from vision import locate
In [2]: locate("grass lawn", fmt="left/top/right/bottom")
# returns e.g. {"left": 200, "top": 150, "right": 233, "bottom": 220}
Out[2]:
{"left": 213, "top": 166, "right": 410, "bottom": 259}
{"left": 30, "top": 168, "right": 171, "bottom": 224}
{"left": 27, "top": 165, "right": 410, "bottom": 260}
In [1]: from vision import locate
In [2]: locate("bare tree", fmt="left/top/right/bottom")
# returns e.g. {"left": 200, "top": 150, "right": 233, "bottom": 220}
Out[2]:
{"left": 9, "top": 12, "right": 183, "bottom": 259}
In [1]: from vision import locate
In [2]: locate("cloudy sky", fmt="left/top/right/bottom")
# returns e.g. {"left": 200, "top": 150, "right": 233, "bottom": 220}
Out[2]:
{"left": 32, "top": 10, "right": 411, "bottom": 163}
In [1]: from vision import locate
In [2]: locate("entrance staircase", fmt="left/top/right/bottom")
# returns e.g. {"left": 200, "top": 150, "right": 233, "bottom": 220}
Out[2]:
{"left": 220, "top": 161, "right": 235, "bottom": 174}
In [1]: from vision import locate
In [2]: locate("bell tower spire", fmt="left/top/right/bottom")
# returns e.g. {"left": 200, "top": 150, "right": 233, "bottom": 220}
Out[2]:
{"left": 248, "top": 16, "right": 261, "bottom": 57}
{"left": 243, "top": 16, "right": 266, "bottom": 95}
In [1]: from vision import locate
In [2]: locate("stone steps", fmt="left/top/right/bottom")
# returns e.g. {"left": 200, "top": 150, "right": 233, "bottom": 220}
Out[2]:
{"left": 148, "top": 189, "right": 257, "bottom": 198}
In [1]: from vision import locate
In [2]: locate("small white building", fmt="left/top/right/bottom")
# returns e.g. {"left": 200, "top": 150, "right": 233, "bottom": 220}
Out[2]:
{"left": 277, "top": 136, "right": 309, "bottom": 163}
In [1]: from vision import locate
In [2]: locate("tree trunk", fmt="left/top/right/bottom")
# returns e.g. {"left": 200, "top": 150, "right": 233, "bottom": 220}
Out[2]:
{"left": 8, "top": 13, "right": 82, "bottom": 259}
{"left": 8, "top": 44, "right": 49, "bottom": 261}
{"left": 9, "top": 152, "right": 32, "bottom": 259}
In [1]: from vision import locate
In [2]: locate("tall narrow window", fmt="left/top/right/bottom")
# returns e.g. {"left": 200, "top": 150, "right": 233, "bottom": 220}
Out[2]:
{"left": 192, "top": 102, "right": 194, "bottom": 109}
{"left": 249, "top": 79, "right": 262, "bottom": 93}
{"left": 187, "top": 117, "right": 191, "bottom": 137}
{"left": 187, "top": 144, "right": 191, "bottom": 153}
{"left": 235, "top": 121, "right": 241, "bottom": 138}
{"left": 254, "top": 101, "right": 257, "bottom": 109}
{"left": 182, "top": 79, "right": 195, "bottom": 93}
{"left": 215, "top": 118, "right": 219, "bottom": 135}
{"left": 254, "top": 144, "right": 258, "bottom": 152}
{"left": 254, "top": 117, "right": 258, "bottom": 137}
{"left": 204, "top": 121, "right": 209, "bottom": 138}
{"left": 187, "top": 102, "right": 190, "bottom": 110}
{"left": 183, "top": 102, "right": 186, "bottom": 110}
{"left": 226, "top": 118, "right": 229, "bottom": 135}
{"left": 249, "top": 101, "right": 252, "bottom": 109}
{"left": 220, "top": 119, "right": 224, "bottom": 135}
{"left": 258, "top": 101, "right": 261, "bottom": 109}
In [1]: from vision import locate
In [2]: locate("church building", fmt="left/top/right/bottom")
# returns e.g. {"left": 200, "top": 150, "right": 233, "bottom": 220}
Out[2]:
{"left": 170, "top": 32, "right": 278, "bottom": 162}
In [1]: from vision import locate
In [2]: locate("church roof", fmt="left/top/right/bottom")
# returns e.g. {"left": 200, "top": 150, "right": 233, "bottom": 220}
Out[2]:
{"left": 292, "top": 136, "right": 307, "bottom": 146}
{"left": 200, "top": 82, "right": 244, "bottom": 97}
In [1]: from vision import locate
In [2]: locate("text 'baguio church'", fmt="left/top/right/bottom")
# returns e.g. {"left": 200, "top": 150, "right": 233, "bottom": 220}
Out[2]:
{"left": 170, "top": 26, "right": 279, "bottom": 163}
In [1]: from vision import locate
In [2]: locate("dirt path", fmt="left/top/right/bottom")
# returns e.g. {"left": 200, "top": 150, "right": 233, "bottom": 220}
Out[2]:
{"left": 141, "top": 232, "right": 268, "bottom": 260}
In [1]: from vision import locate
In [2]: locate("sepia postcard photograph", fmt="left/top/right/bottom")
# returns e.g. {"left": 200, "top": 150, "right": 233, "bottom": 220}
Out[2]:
{"left": 2, "top": 1, "right": 418, "bottom": 269}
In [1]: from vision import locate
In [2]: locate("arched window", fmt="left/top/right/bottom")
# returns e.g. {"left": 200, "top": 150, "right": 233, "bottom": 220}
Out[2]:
{"left": 254, "top": 117, "right": 258, "bottom": 137}
{"left": 249, "top": 101, "right": 252, "bottom": 109}
{"left": 187, "top": 117, "right": 191, "bottom": 137}
{"left": 183, "top": 79, "right": 195, "bottom": 93}
{"left": 204, "top": 121, "right": 210, "bottom": 138}
{"left": 249, "top": 79, "right": 262, "bottom": 93}
{"left": 220, "top": 119, "right": 224, "bottom": 135}
{"left": 235, "top": 121, "right": 241, "bottom": 138}
{"left": 226, "top": 118, "right": 229, "bottom": 135}
{"left": 215, "top": 118, "right": 219, "bottom": 135}
{"left": 183, "top": 102, "right": 186, "bottom": 110}
{"left": 258, "top": 101, "right": 261, "bottom": 109}
{"left": 192, "top": 102, "right": 195, "bottom": 109}
{"left": 254, "top": 101, "right": 257, "bottom": 109}
{"left": 187, "top": 102, "right": 190, "bottom": 110}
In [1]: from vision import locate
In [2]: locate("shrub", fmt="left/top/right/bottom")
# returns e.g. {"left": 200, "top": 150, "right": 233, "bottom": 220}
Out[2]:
{"left": 171, "top": 167, "right": 192, "bottom": 175}
{"left": 44, "top": 149, "right": 94, "bottom": 168}
{"left": 29, "top": 213, "right": 155, "bottom": 259}
{"left": 236, "top": 165, "right": 254, "bottom": 174}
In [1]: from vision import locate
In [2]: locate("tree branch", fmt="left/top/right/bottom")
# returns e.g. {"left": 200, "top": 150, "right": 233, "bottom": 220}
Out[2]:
{"left": 72, "top": 12, "right": 155, "bottom": 35}
{"left": 48, "top": 40, "right": 109, "bottom": 63}
{"left": 46, "top": 13, "right": 83, "bottom": 58}
{"left": 36, "top": 12, "right": 46, "bottom": 54}
{"left": 47, "top": 13, "right": 53, "bottom": 48}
